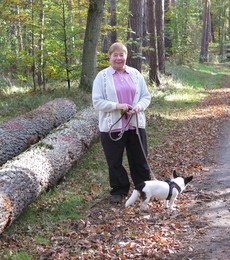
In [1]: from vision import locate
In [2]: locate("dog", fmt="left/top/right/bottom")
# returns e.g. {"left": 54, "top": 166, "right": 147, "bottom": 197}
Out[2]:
{"left": 125, "top": 170, "right": 193, "bottom": 210}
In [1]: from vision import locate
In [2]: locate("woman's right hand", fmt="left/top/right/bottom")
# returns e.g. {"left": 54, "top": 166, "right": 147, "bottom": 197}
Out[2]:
{"left": 116, "top": 103, "right": 133, "bottom": 113}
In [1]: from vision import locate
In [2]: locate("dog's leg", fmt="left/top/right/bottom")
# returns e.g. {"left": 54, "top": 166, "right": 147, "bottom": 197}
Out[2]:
{"left": 169, "top": 195, "right": 177, "bottom": 210}
{"left": 140, "top": 198, "right": 150, "bottom": 210}
{"left": 165, "top": 200, "right": 169, "bottom": 208}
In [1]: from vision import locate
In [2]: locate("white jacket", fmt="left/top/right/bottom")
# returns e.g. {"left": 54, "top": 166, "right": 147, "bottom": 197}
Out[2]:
{"left": 92, "top": 66, "right": 151, "bottom": 132}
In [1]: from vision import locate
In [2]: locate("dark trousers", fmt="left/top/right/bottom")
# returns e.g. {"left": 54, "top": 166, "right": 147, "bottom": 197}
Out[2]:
{"left": 100, "top": 129, "right": 151, "bottom": 196}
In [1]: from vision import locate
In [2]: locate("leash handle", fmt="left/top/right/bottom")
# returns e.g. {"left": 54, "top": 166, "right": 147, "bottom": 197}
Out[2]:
{"left": 108, "top": 112, "right": 133, "bottom": 141}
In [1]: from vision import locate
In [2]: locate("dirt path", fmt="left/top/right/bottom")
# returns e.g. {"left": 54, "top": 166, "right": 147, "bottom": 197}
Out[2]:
{"left": 199, "top": 119, "right": 230, "bottom": 259}
{"left": 182, "top": 120, "right": 230, "bottom": 259}
{"left": 175, "top": 66, "right": 230, "bottom": 260}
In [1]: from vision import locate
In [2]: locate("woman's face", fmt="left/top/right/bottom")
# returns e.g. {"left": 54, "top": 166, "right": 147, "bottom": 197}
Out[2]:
{"left": 109, "top": 49, "right": 127, "bottom": 72}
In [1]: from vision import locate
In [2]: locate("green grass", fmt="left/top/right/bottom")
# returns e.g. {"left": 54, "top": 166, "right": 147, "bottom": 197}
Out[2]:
{"left": 151, "top": 62, "right": 228, "bottom": 119}
{"left": 2, "top": 252, "right": 32, "bottom": 260}
{"left": 0, "top": 84, "right": 91, "bottom": 124}
{"left": 0, "top": 61, "right": 229, "bottom": 258}
{"left": 4, "top": 141, "right": 109, "bottom": 230}
{"left": 167, "top": 62, "right": 227, "bottom": 89}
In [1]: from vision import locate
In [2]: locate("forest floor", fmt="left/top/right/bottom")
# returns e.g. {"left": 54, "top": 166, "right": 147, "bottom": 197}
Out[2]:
{"left": 79, "top": 64, "right": 230, "bottom": 260}
{"left": 65, "top": 63, "right": 230, "bottom": 260}
{"left": 1, "top": 63, "right": 230, "bottom": 259}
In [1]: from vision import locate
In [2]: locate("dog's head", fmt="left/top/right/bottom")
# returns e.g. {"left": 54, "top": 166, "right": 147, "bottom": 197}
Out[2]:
{"left": 172, "top": 170, "right": 193, "bottom": 188}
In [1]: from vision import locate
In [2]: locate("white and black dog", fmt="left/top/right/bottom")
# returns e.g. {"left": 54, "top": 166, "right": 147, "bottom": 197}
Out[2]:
{"left": 125, "top": 170, "right": 193, "bottom": 210}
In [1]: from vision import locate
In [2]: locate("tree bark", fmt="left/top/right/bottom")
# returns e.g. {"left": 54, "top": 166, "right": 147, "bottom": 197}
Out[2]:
{"left": 62, "top": 0, "right": 71, "bottom": 89}
{"left": 31, "top": 0, "right": 37, "bottom": 91}
{"left": 0, "top": 98, "right": 77, "bottom": 166}
{"left": 110, "top": 0, "right": 117, "bottom": 44}
{"left": 101, "top": 0, "right": 117, "bottom": 53}
{"left": 147, "top": 0, "right": 160, "bottom": 85}
{"left": 0, "top": 107, "right": 99, "bottom": 234}
{"left": 127, "top": 0, "right": 143, "bottom": 72}
{"left": 199, "top": 0, "right": 211, "bottom": 63}
{"left": 155, "top": 0, "right": 165, "bottom": 73}
{"left": 37, "top": 0, "right": 46, "bottom": 90}
{"left": 79, "top": 0, "right": 105, "bottom": 92}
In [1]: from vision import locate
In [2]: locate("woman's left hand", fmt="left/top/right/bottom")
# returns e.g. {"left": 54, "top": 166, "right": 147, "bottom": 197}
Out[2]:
{"left": 129, "top": 105, "right": 141, "bottom": 114}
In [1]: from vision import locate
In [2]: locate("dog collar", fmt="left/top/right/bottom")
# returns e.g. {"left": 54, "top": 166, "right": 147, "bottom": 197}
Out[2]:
{"left": 165, "top": 180, "right": 182, "bottom": 200}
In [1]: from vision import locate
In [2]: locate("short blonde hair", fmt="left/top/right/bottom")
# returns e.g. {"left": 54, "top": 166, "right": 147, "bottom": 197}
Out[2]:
{"left": 108, "top": 42, "right": 128, "bottom": 56}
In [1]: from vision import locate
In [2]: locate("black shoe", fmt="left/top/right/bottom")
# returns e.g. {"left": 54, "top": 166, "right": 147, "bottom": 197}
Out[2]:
{"left": 110, "top": 194, "right": 122, "bottom": 204}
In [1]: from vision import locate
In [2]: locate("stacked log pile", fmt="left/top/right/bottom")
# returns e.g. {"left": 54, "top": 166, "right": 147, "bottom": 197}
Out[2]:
{"left": 0, "top": 106, "right": 99, "bottom": 234}
{"left": 0, "top": 98, "right": 77, "bottom": 166}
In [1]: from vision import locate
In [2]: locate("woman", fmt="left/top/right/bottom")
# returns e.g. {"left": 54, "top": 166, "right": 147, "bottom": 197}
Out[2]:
{"left": 92, "top": 42, "right": 151, "bottom": 204}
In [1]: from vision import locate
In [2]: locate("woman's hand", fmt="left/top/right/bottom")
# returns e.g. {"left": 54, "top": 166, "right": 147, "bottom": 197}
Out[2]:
{"left": 116, "top": 104, "right": 142, "bottom": 115}
{"left": 116, "top": 103, "right": 133, "bottom": 113}
{"left": 130, "top": 105, "right": 141, "bottom": 113}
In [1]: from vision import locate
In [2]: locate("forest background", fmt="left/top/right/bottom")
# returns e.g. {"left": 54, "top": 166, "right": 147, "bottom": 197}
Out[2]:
{"left": 0, "top": 0, "right": 229, "bottom": 96}
{"left": 0, "top": 0, "right": 230, "bottom": 259}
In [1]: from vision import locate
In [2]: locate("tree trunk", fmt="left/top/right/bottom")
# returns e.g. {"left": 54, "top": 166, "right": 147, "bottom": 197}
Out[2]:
{"left": 0, "top": 98, "right": 77, "bottom": 166}
{"left": 219, "top": 0, "right": 226, "bottom": 59}
{"left": 0, "top": 107, "right": 99, "bottom": 234}
{"left": 37, "top": 0, "right": 46, "bottom": 90}
{"left": 62, "top": 0, "right": 71, "bottom": 89}
{"left": 199, "top": 0, "right": 211, "bottom": 63}
{"left": 101, "top": 0, "right": 117, "bottom": 53}
{"left": 127, "top": 0, "right": 143, "bottom": 72}
{"left": 79, "top": 0, "right": 105, "bottom": 92}
{"left": 155, "top": 0, "right": 165, "bottom": 74}
{"left": 147, "top": 0, "right": 160, "bottom": 85}
{"left": 142, "top": 0, "right": 148, "bottom": 49}
{"left": 31, "top": 0, "right": 37, "bottom": 91}
{"left": 16, "top": 4, "right": 23, "bottom": 51}
{"left": 110, "top": 0, "right": 117, "bottom": 44}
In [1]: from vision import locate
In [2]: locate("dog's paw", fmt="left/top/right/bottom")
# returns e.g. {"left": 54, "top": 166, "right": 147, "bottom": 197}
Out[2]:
{"left": 164, "top": 201, "right": 169, "bottom": 208}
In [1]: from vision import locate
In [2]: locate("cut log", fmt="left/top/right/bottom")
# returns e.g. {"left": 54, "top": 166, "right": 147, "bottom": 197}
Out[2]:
{"left": 0, "top": 107, "right": 99, "bottom": 234}
{"left": 0, "top": 98, "right": 77, "bottom": 166}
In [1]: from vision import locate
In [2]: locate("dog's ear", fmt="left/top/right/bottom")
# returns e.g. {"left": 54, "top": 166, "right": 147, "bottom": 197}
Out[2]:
{"left": 173, "top": 170, "right": 179, "bottom": 178}
{"left": 184, "top": 176, "right": 193, "bottom": 185}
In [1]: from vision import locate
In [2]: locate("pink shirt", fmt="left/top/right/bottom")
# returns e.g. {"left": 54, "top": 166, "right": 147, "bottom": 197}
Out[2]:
{"left": 113, "top": 69, "right": 136, "bottom": 130}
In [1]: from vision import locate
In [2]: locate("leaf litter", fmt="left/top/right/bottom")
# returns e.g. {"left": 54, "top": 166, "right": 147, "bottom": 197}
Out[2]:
{"left": 37, "top": 84, "right": 230, "bottom": 259}
{"left": 1, "top": 66, "right": 230, "bottom": 259}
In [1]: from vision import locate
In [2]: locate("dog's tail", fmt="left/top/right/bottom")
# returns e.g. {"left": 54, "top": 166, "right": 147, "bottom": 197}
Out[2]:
{"left": 125, "top": 189, "right": 140, "bottom": 207}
